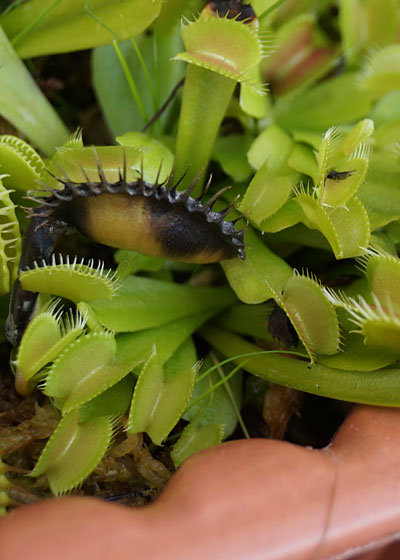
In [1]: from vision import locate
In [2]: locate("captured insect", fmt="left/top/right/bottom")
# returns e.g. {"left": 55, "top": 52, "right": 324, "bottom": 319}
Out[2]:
{"left": 209, "top": 0, "right": 256, "bottom": 21}
{"left": 6, "top": 155, "right": 247, "bottom": 345}
{"left": 324, "top": 169, "right": 356, "bottom": 185}
{"left": 268, "top": 304, "right": 299, "bottom": 349}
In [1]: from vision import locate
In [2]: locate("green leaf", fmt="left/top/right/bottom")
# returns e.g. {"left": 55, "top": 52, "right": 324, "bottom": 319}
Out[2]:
{"left": 369, "top": 91, "right": 400, "bottom": 127}
{"left": 317, "top": 330, "right": 398, "bottom": 371}
{"left": 274, "top": 73, "right": 373, "bottom": 131}
{"left": 45, "top": 145, "right": 144, "bottom": 188}
{"left": 31, "top": 409, "right": 113, "bottom": 495}
{"left": 222, "top": 227, "right": 292, "bottom": 304}
{"left": 1, "top": 0, "right": 163, "bottom": 58}
{"left": 358, "top": 162, "right": 400, "bottom": 229}
{"left": 287, "top": 142, "right": 318, "bottom": 184}
{"left": 260, "top": 199, "right": 305, "bottom": 233}
{"left": 164, "top": 335, "right": 197, "bottom": 376}
{"left": 214, "top": 302, "right": 274, "bottom": 341}
{"left": 212, "top": 134, "right": 253, "bottom": 182}
{"left": 92, "top": 39, "right": 152, "bottom": 136}
{"left": 247, "top": 124, "right": 293, "bottom": 171}
{"left": 89, "top": 276, "right": 235, "bottom": 332}
{"left": 183, "top": 355, "right": 243, "bottom": 439}
{"left": 79, "top": 374, "right": 134, "bottom": 422}
{"left": 0, "top": 25, "right": 68, "bottom": 155}
{"left": 239, "top": 64, "right": 268, "bottom": 118}
{"left": 240, "top": 161, "right": 293, "bottom": 224}
{"left": 340, "top": 119, "right": 374, "bottom": 156}
{"left": 114, "top": 250, "right": 164, "bottom": 280}
{"left": 115, "top": 311, "right": 213, "bottom": 368}
{"left": 171, "top": 418, "right": 223, "bottom": 467}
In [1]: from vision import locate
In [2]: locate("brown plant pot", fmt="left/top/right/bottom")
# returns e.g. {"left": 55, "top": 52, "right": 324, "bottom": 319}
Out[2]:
{"left": 2, "top": 404, "right": 400, "bottom": 560}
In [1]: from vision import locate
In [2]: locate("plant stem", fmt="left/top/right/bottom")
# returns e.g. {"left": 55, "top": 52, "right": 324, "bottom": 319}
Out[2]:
{"left": 200, "top": 325, "right": 400, "bottom": 407}
{"left": 175, "top": 64, "right": 236, "bottom": 193}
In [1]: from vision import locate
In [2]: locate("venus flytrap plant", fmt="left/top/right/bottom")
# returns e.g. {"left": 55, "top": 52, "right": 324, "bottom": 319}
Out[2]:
{"left": 4, "top": 0, "right": 400, "bottom": 509}
{"left": 318, "top": 143, "right": 371, "bottom": 208}
{"left": 114, "top": 249, "right": 164, "bottom": 280}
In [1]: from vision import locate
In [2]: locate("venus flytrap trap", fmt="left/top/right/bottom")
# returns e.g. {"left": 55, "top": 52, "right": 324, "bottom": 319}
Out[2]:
{"left": 127, "top": 344, "right": 200, "bottom": 446}
{"left": 30, "top": 409, "right": 116, "bottom": 496}
{"left": 358, "top": 44, "right": 400, "bottom": 97}
{"left": 0, "top": 135, "right": 45, "bottom": 192}
{"left": 0, "top": 179, "right": 21, "bottom": 293}
{"left": 14, "top": 300, "right": 87, "bottom": 395}
{"left": 266, "top": 269, "right": 340, "bottom": 362}
{"left": 262, "top": 12, "right": 340, "bottom": 96}
{"left": 360, "top": 249, "right": 400, "bottom": 310}
{"left": 19, "top": 256, "right": 120, "bottom": 303}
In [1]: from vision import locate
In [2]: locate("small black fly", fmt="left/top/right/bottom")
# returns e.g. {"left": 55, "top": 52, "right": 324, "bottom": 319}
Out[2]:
{"left": 324, "top": 169, "right": 356, "bottom": 185}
